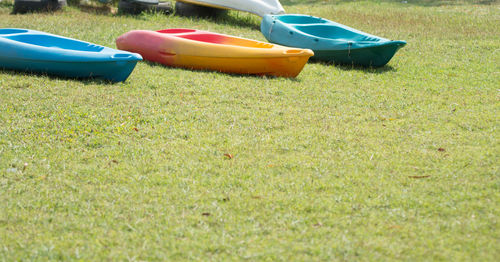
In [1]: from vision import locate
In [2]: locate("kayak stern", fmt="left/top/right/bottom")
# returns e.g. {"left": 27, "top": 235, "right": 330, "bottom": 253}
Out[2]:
{"left": 261, "top": 14, "right": 407, "bottom": 67}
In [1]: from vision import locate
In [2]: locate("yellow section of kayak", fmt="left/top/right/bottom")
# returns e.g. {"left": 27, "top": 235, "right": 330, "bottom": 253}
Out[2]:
{"left": 116, "top": 29, "right": 314, "bottom": 77}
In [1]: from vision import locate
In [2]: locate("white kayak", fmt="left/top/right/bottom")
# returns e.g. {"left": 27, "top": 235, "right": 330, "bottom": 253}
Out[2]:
{"left": 177, "top": 0, "right": 285, "bottom": 17}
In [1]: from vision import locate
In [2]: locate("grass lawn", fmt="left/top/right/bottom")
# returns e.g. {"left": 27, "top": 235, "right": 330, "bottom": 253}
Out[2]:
{"left": 0, "top": 0, "right": 499, "bottom": 260}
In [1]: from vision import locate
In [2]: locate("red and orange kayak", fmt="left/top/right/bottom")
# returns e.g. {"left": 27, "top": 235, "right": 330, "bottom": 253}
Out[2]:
{"left": 116, "top": 29, "right": 313, "bottom": 78}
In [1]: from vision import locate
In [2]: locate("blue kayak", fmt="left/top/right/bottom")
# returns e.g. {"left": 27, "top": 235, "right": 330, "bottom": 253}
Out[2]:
{"left": 0, "top": 28, "right": 142, "bottom": 82}
{"left": 261, "top": 14, "right": 406, "bottom": 67}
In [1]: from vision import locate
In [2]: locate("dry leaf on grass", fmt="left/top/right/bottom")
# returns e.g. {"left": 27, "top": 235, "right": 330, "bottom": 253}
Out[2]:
{"left": 408, "top": 175, "right": 430, "bottom": 179}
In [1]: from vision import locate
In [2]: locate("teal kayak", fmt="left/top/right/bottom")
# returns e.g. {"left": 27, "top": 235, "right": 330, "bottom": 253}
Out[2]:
{"left": 261, "top": 14, "right": 406, "bottom": 67}
{"left": 0, "top": 28, "right": 142, "bottom": 82}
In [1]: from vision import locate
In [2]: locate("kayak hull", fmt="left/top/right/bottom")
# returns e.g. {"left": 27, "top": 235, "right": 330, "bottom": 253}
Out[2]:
{"left": 312, "top": 41, "right": 405, "bottom": 67}
{"left": 176, "top": 0, "right": 284, "bottom": 17}
{"left": 116, "top": 29, "right": 313, "bottom": 78}
{"left": 261, "top": 14, "right": 406, "bottom": 67}
{"left": 0, "top": 28, "right": 142, "bottom": 82}
{"left": 160, "top": 55, "right": 310, "bottom": 77}
{"left": 0, "top": 57, "right": 140, "bottom": 82}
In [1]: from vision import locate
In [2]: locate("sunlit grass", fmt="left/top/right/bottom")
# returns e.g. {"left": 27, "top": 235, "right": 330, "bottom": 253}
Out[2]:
{"left": 0, "top": 0, "right": 499, "bottom": 260}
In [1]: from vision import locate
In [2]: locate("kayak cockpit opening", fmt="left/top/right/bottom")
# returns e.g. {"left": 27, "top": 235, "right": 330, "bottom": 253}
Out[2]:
{"left": 0, "top": 29, "right": 29, "bottom": 35}
{"left": 175, "top": 33, "right": 275, "bottom": 48}
{"left": 5, "top": 34, "right": 105, "bottom": 52}
{"left": 277, "top": 15, "right": 326, "bottom": 25}
{"left": 295, "top": 25, "right": 383, "bottom": 43}
{"left": 158, "top": 29, "right": 197, "bottom": 34}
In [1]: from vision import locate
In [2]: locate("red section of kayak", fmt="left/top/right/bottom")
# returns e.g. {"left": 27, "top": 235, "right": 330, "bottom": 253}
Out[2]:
{"left": 116, "top": 29, "right": 313, "bottom": 77}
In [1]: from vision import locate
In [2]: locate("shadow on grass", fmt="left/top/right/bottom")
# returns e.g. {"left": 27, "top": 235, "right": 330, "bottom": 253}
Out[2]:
{"left": 172, "top": 12, "right": 260, "bottom": 30}
{"left": 337, "top": 64, "right": 396, "bottom": 74}
{"left": 281, "top": 0, "right": 496, "bottom": 6}
{"left": 203, "top": 12, "right": 260, "bottom": 30}
{"left": 77, "top": 3, "right": 117, "bottom": 15}
{"left": 310, "top": 60, "right": 397, "bottom": 74}
{"left": 143, "top": 60, "right": 301, "bottom": 81}
{"left": 0, "top": 68, "right": 118, "bottom": 85}
{"left": 19, "top": 1, "right": 260, "bottom": 29}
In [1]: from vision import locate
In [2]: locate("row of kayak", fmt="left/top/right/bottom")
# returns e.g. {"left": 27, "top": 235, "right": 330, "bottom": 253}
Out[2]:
{"left": 0, "top": 14, "right": 406, "bottom": 82}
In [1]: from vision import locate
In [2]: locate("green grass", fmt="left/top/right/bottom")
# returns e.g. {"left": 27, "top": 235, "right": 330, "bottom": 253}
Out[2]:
{"left": 1, "top": 0, "right": 499, "bottom": 260}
